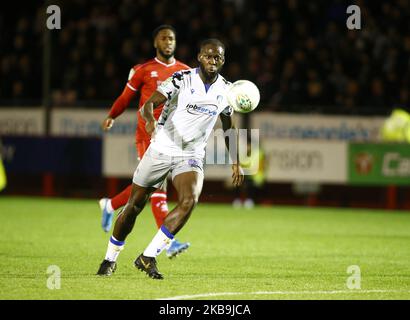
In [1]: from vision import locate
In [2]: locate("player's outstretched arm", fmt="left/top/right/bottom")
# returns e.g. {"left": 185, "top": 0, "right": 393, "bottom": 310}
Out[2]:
{"left": 102, "top": 85, "right": 136, "bottom": 131}
{"left": 220, "top": 113, "right": 244, "bottom": 187}
{"left": 140, "top": 90, "right": 167, "bottom": 136}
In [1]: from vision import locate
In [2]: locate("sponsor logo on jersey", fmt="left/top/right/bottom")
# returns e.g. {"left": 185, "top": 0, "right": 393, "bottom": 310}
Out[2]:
{"left": 151, "top": 71, "right": 158, "bottom": 78}
{"left": 186, "top": 104, "right": 218, "bottom": 116}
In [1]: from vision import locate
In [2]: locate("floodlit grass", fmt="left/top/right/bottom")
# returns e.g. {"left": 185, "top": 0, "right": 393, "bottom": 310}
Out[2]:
{"left": 0, "top": 196, "right": 409, "bottom": 300}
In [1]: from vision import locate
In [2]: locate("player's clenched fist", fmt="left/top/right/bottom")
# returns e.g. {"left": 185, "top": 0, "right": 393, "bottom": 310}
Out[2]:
{"left": 102, "top": 117, "right": 115, "bottom": 131}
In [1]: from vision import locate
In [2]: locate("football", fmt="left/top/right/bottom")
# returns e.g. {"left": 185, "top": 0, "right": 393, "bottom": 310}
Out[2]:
{"left": 226, "top": 80, "right": 260, "bottom": 113}
{"left": 381, "top": 108, "right": 410, "bottom": 142}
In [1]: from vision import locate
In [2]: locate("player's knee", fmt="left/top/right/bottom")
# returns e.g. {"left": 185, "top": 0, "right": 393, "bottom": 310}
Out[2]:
{"left": 129, "top": 191, "right": 149, "bottom": 212}
{"left": 179, "top": 195, "right": 197, "bottom": 213}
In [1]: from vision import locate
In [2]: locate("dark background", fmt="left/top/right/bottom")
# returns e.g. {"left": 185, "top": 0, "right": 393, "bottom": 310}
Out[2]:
{"left": 1, "top": 0, "right": 409, "bottom": 115}
{"left": 1, "top": 0, "right": 410, "bottom": 208}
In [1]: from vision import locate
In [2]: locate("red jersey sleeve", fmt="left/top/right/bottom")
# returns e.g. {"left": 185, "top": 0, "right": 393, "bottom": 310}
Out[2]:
{"left": 107, "top": 65, "right": 144, "bottom": 119}
{"left": 108, "top": 85, "right": 135, "bottom": 119}
{"left": 126, "top": 64, "right": 144, "bottom": 92}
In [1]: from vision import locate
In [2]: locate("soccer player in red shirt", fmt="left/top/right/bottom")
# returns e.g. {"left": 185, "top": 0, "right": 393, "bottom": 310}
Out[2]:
{"left": 99, "top": 25, "right": 191, "bottom": 258}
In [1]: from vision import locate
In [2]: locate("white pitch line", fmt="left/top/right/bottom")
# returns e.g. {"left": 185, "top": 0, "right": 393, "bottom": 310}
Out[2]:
{"left": 158, "top": 289, "right": 410, "bottom": 300}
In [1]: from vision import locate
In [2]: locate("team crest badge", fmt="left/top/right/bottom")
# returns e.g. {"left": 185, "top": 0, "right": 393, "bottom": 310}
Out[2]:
{"left": 217, "top": 95, "right": 223, "bottom": 104}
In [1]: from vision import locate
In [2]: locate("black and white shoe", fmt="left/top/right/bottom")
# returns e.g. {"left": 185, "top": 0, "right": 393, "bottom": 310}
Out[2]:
{"left": 134, "top": 254, "right": 163, "bottom": 280}
{"left": 96, "top": 259, "right": 117, "bottom": 276}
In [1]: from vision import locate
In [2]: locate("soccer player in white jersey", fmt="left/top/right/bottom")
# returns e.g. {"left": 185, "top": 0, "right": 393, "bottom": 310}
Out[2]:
{"left": 97, "top": 39, "right": 244, "bottom": 279}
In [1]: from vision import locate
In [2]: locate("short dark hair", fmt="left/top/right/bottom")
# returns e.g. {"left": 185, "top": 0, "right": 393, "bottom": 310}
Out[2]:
{"left": 199, "top": 38, "right": 225, "bottom": 52}
{"left": 152, "top": 25, "right": 176, "bottom": 40}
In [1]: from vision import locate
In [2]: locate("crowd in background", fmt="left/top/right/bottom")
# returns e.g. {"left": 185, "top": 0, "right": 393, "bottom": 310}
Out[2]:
{"left": 1, "top": 0, "right": 410, "bottom": 115}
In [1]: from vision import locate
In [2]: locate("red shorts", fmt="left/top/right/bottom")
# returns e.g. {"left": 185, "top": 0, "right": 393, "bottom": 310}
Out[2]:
{"left": 136, "top": 140, "right": 151, "bottom": 160}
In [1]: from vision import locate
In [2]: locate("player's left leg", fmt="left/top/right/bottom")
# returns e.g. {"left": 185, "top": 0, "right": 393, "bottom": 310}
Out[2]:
{"left": 150, "top": 179, "right": 191, "bottom": 258}
{"left": 163, "top": 171, "right": 204, "bottom": 234}
{"left": 135, "top": 171, "right": 203, "bottom": 279}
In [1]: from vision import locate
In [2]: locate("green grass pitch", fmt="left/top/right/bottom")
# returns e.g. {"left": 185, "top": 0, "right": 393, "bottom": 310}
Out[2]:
{"left": 1, "top": 196, "right": 409, "bottom": 300}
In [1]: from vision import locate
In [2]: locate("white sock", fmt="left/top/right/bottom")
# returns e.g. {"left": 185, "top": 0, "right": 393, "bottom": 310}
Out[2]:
{"left": 104, "top": 236, "right": 125, "bottom": 262}
{"left": 143, "top": 226, "right": 174, "bottom": 258}
{"left": 106, "top": 199, "right": 114, "bottom": 213}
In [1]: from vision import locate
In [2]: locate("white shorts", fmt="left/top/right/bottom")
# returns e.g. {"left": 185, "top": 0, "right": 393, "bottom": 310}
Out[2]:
{"left": 132, "top": 146, "right": 204, "bottom": 189}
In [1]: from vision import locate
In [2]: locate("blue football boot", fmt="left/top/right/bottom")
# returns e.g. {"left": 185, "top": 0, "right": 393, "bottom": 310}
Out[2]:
{"left": 166, "top": 239, "right": 190, "bottom": 258}
{"left": 99, "top": 198, "right": 114, "bottom": 232}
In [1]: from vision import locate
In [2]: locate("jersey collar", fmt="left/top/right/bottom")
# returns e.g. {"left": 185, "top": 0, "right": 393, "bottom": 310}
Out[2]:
{"left": 195, "top": 68, "right": 220, "bottom": 93}
{"left": 155, "top": 57, "right": 176, "bottom": 67}
{"left": 196, "top": 68, "right": 220, "bottom": 83}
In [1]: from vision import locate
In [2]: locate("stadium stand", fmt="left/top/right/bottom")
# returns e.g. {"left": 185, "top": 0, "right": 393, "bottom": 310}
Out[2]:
{"left": 1, "top": 0, "right": 409, "bottom": 114}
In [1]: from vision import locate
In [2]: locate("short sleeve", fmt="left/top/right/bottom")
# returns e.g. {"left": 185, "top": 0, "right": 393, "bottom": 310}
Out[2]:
{"left": 156, "top": 71, "right": 185, "bottom": 100}
{"left": 221, "top": 79, "right": 234, "bottom": 116}
{"left": 127, "top": 65, "right": 144, "bottom": 91}
{"left": 222, "top": 105, "right": 234, "bottom": 116}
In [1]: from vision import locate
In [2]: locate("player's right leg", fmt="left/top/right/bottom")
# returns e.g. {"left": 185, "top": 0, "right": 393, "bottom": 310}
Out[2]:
{"left": 97, "top": 183, "right": 154, "bottom": 276}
